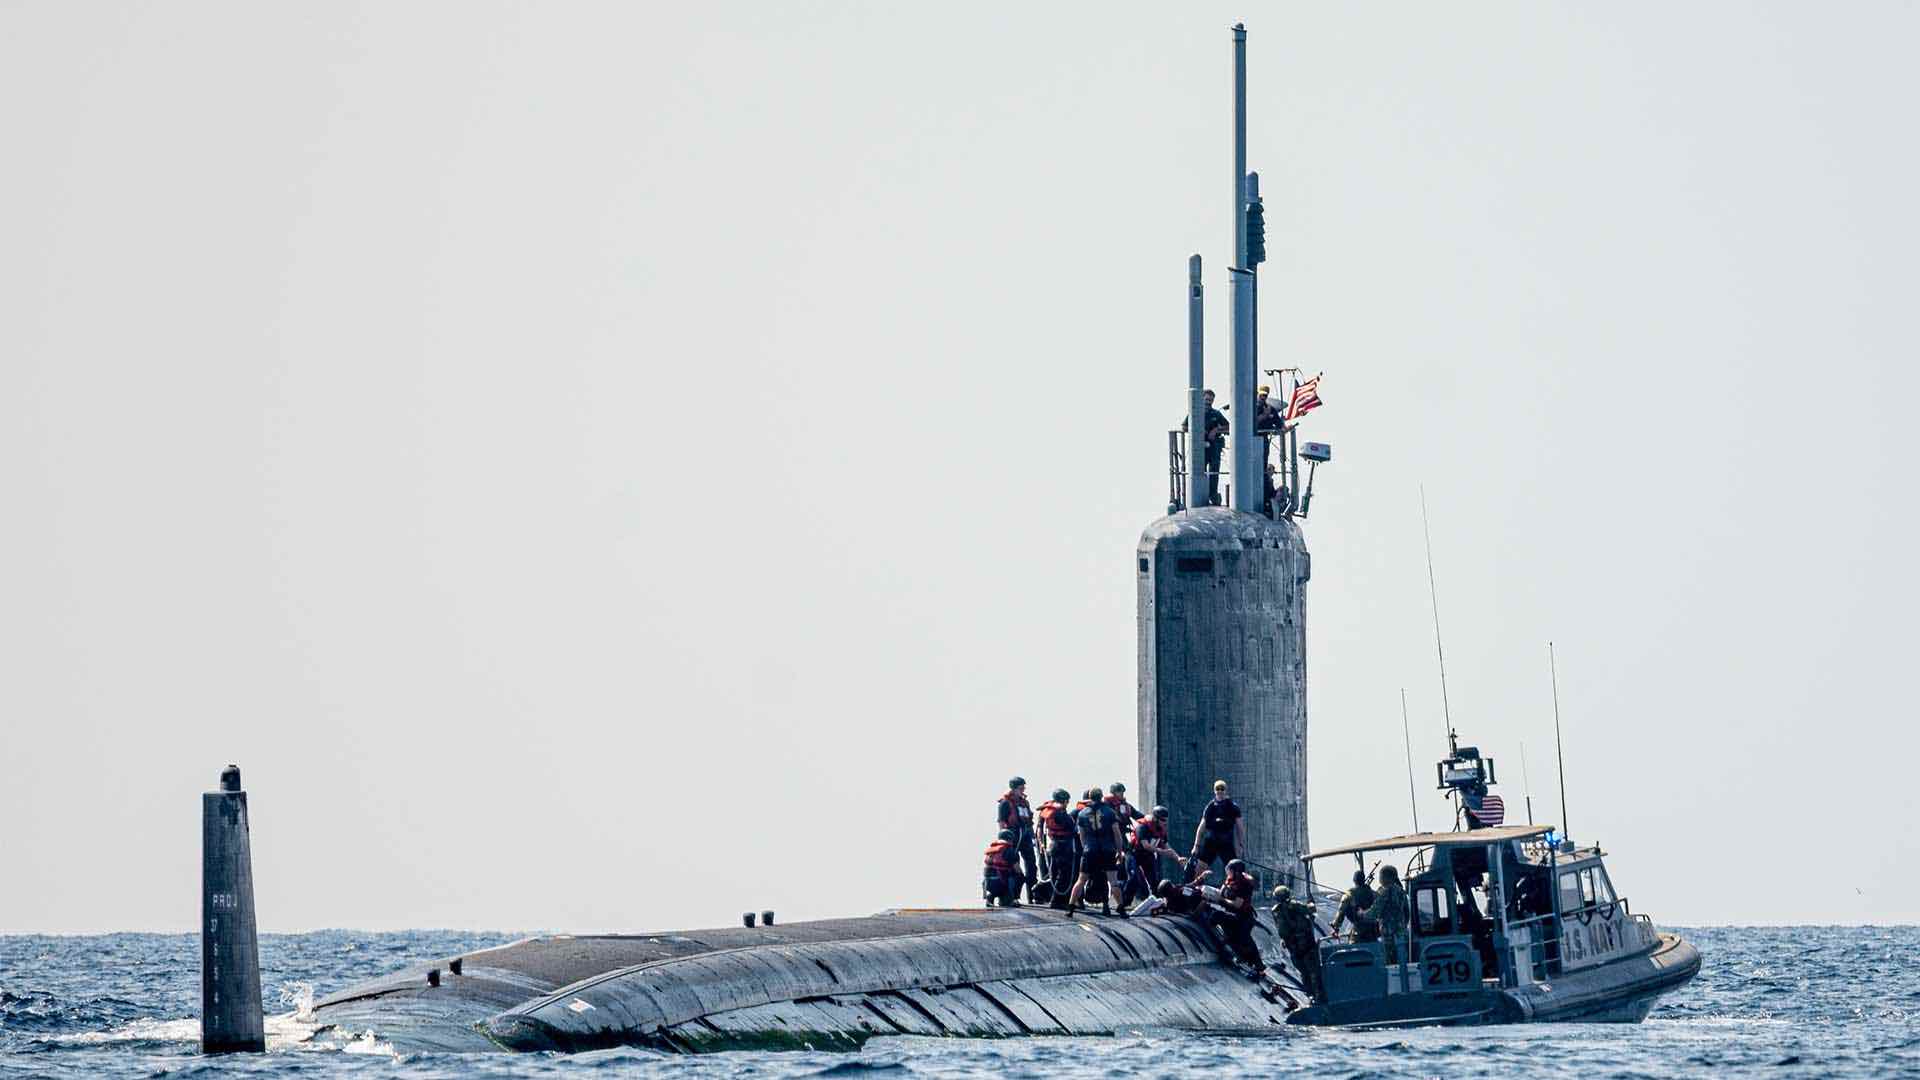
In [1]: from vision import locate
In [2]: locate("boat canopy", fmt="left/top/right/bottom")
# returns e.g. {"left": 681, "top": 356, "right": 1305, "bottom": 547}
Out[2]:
{"left": 1306, "top": 824, "right": 1554, "bottom": 861}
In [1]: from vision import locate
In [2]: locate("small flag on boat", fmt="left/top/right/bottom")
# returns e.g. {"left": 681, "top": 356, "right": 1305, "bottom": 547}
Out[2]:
{"left": 1284, "top": 374, "right": 1323, "bottom": 422}
{"left": 1469, "top": 793, "right": 1505, "bottom": 826}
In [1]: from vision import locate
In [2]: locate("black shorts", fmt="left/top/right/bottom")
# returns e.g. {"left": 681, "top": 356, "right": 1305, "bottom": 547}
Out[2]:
{"left": 1192, "top": 834, "right": 1237, "bottom": 864}
{"left": 1081, "top": 849, "right": 1118, "bottom": 875}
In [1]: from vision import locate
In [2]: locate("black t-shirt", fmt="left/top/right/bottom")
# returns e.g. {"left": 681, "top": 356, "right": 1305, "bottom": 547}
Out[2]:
{"left": 1201, "top": 796, "right": 1242, "bottom": 837}
{"left": 1204, "top": 407, "right": 1230, "bottom": 445}
{"left": 1076, "top": 802, "right": 1121, "bottom": 854}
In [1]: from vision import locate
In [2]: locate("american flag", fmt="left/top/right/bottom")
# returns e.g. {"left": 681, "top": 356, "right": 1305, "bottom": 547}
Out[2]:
{"left": 1284, "top": 374, "right": 1323, "bottom": 422}
{"left": 1469, "top": 793, "right": 1506, "bottom": 827}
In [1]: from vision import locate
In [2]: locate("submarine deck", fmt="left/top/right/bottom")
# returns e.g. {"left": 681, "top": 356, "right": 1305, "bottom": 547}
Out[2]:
{"left": 310, "top": 906, "right": 1294, "bottom": 1053}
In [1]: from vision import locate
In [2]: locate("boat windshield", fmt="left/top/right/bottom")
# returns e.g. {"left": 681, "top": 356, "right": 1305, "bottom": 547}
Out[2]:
{"left": 1559, "top": 863, "right": 1615, "bottom": 912}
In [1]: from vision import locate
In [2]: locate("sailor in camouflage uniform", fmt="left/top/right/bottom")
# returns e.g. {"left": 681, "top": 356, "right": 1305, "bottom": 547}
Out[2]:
{"left": 1368, "top": 864, "right": 1411, "bottom": 964}
{"left": 1331, "top": 869, "right": 1379, "bottom": 943}
{"left": 1269, "top": 886, "right": 1323, "bottom": 1000}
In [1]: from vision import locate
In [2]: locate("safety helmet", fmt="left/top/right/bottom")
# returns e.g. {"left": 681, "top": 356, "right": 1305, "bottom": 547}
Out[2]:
{"left": 1008, "top": 776, "right": 1026, "bottom": 788}
{"left": 997, "top": 829, "right": 1016, "bottom": 842}
{"left": 1109, "top": 782, "right": 1127, "bottom": 794}
{"left": 1227, "top": 859, "right": 1247, "bottom": 874}
{"left": 1353, "top": 870, "right": 1367, "bottom": 886}
{"left": 1272, "top": 885, "right": 1293, "bottom": 900}
{"left": 1152, "top": 805, "right": 1169, "bottom": 819}
{"left": 1052, "top": 788, "right": 1071, "bottom": 802}
{"left": 1380, "top": 865, "right": 1401, "bottom": 884}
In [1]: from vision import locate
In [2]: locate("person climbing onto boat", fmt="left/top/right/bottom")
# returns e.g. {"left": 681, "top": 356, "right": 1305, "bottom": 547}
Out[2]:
{"left": 1331, "top": 869, "right": 1379, "bottom": 943}
{"left": 995, "top": 778, "right": 1038, "bottom": 904}
{"left": 1368, "top": 865, "right": 1411, "bottom": 964}
{"left": 1036, "top": 788, "right": 1077, "bottom": 908}
{"left": 1271, "top": 885, "right": 1323, "bottom": 1000}
{"left": 1188, "top": 779, "right": 1246, "bottom": 884}
{"left": 982, "top": 829, "right": 1022, "bottom": 907}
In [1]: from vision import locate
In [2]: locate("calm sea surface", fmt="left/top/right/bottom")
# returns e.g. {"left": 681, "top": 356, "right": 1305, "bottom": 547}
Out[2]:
{"left": 2, "top": 926, "right": 1914, "bottom": 1078}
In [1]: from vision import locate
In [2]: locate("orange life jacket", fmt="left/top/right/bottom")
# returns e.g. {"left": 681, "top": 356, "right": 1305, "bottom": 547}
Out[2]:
{"left": 984, "top": 839, "right": 1016, "bottom": 873}
{"left": 1038, "top": 800, "right": 1075, "bottom": 840}
{"left": 1132, "top": 815, "right": 1168, "bottom": 852}
{"left": 998, "top": 790, "right": 1033, "bottom": 832}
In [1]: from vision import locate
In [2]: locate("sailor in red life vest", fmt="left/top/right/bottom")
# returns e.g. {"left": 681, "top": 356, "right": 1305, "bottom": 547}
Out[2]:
{"left": 1207, "top": 859, "right": 1265, "bottom": 971}
{"left": 995, "top": 778, "right": 1038, "bottom": 904}
{"left": 1124, "top": 806, "right": 1185, "bottom": 905}
{"left": 982, "top": 828, "right": 1022, "bottom": 907}
{"left": 1104, "top": 782, "right": 1145, "bottom": 824}
{"left": 1036, "top": 787, "right": 1078, "bottom": 908}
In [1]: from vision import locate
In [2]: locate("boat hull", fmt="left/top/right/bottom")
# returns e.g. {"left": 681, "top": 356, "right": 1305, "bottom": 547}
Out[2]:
{"left": 1285, "top": 932, "right": 1700, "bottom": 1028}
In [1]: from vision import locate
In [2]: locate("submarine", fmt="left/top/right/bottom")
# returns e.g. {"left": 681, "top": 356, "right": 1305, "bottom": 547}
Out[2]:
{"left": 310, "top": 22, "right": 1317, "bottom": 1054}
{"left": 306, "top": 23, "right": 1693, "bottom": 1051}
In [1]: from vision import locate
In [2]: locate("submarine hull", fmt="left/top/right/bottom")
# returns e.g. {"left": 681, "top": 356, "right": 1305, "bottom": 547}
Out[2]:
{"left": 310, "top": 907, "right": 1295, "bottom": 1053}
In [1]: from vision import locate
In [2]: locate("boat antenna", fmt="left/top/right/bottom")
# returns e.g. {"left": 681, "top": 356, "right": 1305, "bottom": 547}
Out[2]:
{"left": 1419, "top": 486, "right": 1455, "bottom": 754}
{"left": 1519, "top": 740, "right": 1535, "bottom": 825}
{"left": 1550, "top": 640, "right": 1570, "bottom": 841}
{"left": 1400, "top": 688, "right": 1420, "bottom": 834}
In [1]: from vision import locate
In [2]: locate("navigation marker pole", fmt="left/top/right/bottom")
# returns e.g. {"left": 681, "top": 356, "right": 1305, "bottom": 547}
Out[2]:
{"left": 1550, "top": 641, "right": 1571, "bottom": 845}
{"left": 1400, "top": 688, "right": 1420, "bottom": 834}
{"left": 202, "top": 765, "right": 265, "bottom": 1053}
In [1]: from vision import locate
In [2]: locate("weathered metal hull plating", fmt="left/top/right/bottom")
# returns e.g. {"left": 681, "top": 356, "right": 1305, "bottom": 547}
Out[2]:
{"left": 310, "top": 909, "right": 1294, "bottom": 1053}
{"left": 1137, "top": 507, "right": 1311, "bottom": 876}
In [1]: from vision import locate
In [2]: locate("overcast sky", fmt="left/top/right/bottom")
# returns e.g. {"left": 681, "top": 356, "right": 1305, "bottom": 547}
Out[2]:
{"left": 4, "top": 2, "right": 1915, "bottom": 933}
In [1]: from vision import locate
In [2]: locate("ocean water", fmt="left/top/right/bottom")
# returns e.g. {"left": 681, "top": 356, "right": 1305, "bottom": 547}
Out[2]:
{"left": 2, "top": 926, "right": 1914, "bottom": 1078}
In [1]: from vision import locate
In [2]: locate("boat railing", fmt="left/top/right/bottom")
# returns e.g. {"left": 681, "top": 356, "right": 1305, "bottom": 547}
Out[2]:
{"left": 1504, "top": 895, "right": 1651, "bottom": 981}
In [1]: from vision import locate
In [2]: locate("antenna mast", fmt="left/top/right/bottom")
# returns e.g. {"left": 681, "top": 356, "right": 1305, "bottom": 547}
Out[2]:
{"left": 1520, "top": 740, "right": 1535, "bottom": 825}
{"left": 1400, "top": 689, "right": 1420, "bottom": 834}
{"left": 1420, "top": 486, "right": 1454, "bottom": 753}
{"left": 1550, "top": 640, "right": 1570, "bottom": 841}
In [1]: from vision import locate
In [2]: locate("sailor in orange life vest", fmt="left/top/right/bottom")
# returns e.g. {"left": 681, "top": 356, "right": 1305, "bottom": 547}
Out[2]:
{"left": 1104, "top": 782, "right": 1145, "bottom": 824}
{"left": 982, "top": 829, "right": 1023, "bottom": 907}
{"left": 995, "top": 778, "right": 1038, "bottom": 904}
{"left": 1035, "top": 787, "right": 1077, "bottom": 908}
{"left": 1187, "top": 779, "right": 1247, "bottom": 884}
{"left": 1124, "top": 805, "right": 1187, "bottom": 906}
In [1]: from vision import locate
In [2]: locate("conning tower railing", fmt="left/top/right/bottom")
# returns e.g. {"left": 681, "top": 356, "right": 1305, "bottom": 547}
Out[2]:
{"left": 1165, "top": 428, "right": 1299, "bottom": 519}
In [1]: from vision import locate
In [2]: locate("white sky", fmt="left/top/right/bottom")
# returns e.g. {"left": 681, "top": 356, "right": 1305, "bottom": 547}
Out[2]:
{"left": 3, "top": 2, "right": 1914, "bottom": 932}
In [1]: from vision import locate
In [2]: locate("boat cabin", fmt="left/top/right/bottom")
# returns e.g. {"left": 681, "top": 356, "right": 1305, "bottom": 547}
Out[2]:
{"left": 1296, "top": 823, "right": 1658, "bottom": 1021}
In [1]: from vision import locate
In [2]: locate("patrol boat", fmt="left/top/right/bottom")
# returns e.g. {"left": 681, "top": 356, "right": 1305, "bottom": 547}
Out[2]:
{"left": 1283, "top": 739, "right": 1701, "bottom": 1027}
